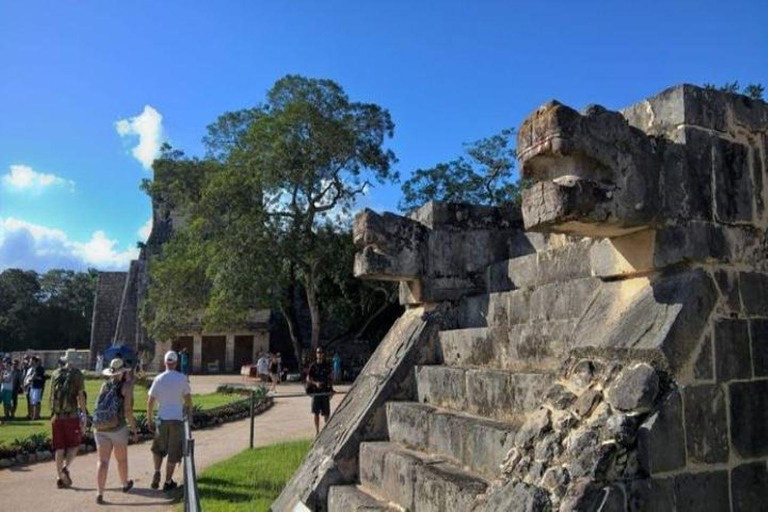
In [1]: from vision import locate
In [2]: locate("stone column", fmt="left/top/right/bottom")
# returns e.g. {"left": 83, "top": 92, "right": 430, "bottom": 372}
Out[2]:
{"left": 225, "top": 334, "right": 235, "bottom": 373}
{"left": 192, "top": 334, "right": 203, "bottom": 373}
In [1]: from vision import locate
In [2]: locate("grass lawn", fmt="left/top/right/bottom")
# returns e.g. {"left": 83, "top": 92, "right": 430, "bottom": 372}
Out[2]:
{"left": 0, "top": 378, "right": 246, "bottom": 445}
{"left": 193, "top": 439, "right": 312, "bottom": 512}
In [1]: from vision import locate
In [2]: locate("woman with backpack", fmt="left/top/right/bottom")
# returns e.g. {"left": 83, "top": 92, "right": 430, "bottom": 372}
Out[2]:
{"left": 93, "top": 358, "right": 138, "bottom": 505}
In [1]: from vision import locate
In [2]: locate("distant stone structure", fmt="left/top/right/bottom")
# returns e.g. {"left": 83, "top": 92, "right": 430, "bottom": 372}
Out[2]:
{"left": 89, "top": 167, "right": 270, "bottom": 373}
{"left": 274, "top": 85, "right": 768, "bottom": 511}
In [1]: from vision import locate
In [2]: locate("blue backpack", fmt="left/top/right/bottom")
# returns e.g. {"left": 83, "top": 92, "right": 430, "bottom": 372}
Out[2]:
{"left": 93, "top": 381, "right": 123, "bottom": 431}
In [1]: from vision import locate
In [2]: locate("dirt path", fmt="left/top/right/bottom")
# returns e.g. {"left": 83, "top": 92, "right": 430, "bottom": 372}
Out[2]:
{"left": 0, "top": 383, "right": 347, "bottom": 511}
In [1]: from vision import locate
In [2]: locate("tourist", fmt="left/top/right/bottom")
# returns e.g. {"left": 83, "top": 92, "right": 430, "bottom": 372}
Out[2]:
{"left": 29, "top": 356, "right": 47, "bottom": 420}
{"left": 0, "top": 358, "right": 13, "bottom": 419}
{"left": 179, "top": 348, "right": 189, "bottom": 376}
{"left": 307, "top": 347, "right": 334, "bottom": 435}
{"left": 94, "top": 353, "right": 104, "bottom": 373}
{"left": 269, "top": 354, "right": 279, "bottom": 392}
{"left": 256, "top": 353, "right": 270, "bottom": 382}
{"left": 332, "top": 352, "right": 342, "bottom": 382}
{"left": 50, "top": 351, "right": 86, "bottom": 489}
{"left": 147, "top": 350, "right": 193, "bottom": 492}
{"left": 21, "top": 355, "right": 32, "bottom": 418}
{"left": 93, "top": 358, "right": 138, "bottom": 505}
{"left": 11, "top": 359, "right": 23, "bottom": 418}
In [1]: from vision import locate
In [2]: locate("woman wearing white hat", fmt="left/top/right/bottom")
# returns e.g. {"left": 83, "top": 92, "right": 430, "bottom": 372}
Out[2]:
{"left": 92, "top": 358, "right": 138, "bottom": 505}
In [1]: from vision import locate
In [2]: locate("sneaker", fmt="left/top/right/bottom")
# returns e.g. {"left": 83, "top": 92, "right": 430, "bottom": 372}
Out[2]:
{"left": 122, "top": 480, "right": 134, "bottom": 493}
{"left": 162, "top": 480, "right": 178, "bottom": 492}
{"left": 96, "top": 494, "right": 105, "bottom": 505}
{"left": 150, "top": 471, "right": 161, "bottom": 490}
{"left": 56, "top": 478, "right": 67, "bottom": 489}
{"left": 61, "top": 467, "right": 72, "bottom": 486}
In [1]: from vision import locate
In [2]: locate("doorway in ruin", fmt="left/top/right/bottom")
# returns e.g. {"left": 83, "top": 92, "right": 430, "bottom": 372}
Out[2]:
{"left": 201, "top": 335, "right": 226, "bottom": 373}
{"left": 234, "top": 335, "right": 254, "bottom": 370}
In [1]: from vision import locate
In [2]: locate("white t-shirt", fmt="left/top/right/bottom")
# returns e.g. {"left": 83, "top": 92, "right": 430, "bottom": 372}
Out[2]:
{"left": 148, "top": 370, "right": 191, "bottom": 421}
{"left": 257, "top": 356, "right": 269, "bottom": 374}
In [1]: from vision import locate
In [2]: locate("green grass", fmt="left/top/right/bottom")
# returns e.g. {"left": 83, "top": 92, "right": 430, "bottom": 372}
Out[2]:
{"left": 193, "top": 439, "right": 312, "bottom": 512}
{"left": 0, "top": 379, "right": 245, "bottom": 445}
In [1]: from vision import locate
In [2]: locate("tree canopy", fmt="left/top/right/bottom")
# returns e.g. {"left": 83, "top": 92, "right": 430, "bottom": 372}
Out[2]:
{"left": 141, "top": 75, "right": 399, "bottom": 364}
{"left": 399, "top": 128, "right": 526, "bottom": 211}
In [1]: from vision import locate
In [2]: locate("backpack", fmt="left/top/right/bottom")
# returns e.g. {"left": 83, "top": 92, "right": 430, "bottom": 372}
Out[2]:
{"left": 92, "top": 381, "right": 123, "bottom": 431}
{"left": 51, "top": 368, "right": 78, "bottom": 414}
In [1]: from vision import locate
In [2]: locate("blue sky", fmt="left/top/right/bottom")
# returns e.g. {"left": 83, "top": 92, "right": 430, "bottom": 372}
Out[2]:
{"left": 1, "top": 0, "right": 766, "bottom": 271}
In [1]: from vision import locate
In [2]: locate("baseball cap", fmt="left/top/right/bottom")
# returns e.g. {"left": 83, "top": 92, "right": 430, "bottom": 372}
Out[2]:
{"left": 164, "top": 350, "right": 178, "bottom": 363}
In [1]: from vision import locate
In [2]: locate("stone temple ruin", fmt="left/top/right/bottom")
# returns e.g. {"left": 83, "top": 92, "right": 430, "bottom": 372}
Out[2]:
{"left": 89, "top": 165, "right": 271, "bottom": 372}
{"left": 274, "top": 84, "right": 768, "bottom": 511}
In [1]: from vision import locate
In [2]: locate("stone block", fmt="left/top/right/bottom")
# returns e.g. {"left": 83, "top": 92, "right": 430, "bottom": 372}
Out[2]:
{"left": 714, "top": 269, "right": 742, "bottom": 314}
{"left": 740, "top": 272, "right": 768, "bottom": 317}
{"left": 637, "top": 389, "right": 686, "bottom": 475}
{"left": 359, "top": 442, "right": 388, "bottom": 493}
{"left": 507, "top": 252, "right": 539, "bottom": 289}
{"left": 588, "top": 232, "right": 654, "bottom": 279}
{"left": 605, "top": 363, "right": 659, "bottom": 413}
{"left": 416, "top": 365, "right": 467, "bottom": 411}
{"left": 528, "top": 278, "right": 601, "bottom": 323}
{"left": 508, "top": 288, "right": 532, "bottom": 325}
{"left": 427, "top": 410, "right": 464, "bottom": 464}
{"left": 571, "top": 269, "right": 717, "bottom": 373}
{"left": 509, "top": 320, "right": 575, "bottom": 369}
{"left": 386, "top": 401, "right": 432, "bottom": 451}
{"left": 381, "top": 447, "right": 421, "bottom": 510}
{"left": 327, "top": 485, "right": 392, "bottom": 512}
{"left": 731, "top": 461, "right": 768, "bottom": 512}
{"left": 674, "top": 471, "right": 730, "bottom": 512}
{"left": 481, "top": 481, "right": 551, "bottom": 512}
{"left": 413, "top": 462, "right": 488, "bottom": 512}
{"left": 485, "top": 259, "right": 515, "bottom": 293}
{"left": 661, "top": 130, "right": 713, "bottom": 221}
{"left": 693, "top": 333, "right": 713, "bottom": 380}
{"left": 713, "top": 137, "right": 754, "bottom": 223}
{"left": 463, "top": 416, "right": 517, "bottom": 478}
{"left": 535, "top": 241, "right": 594, "bottom": 285}
{"left": 714, "top": 318, "right": 752, "bottom": 381}
{"left": 750, "top": 319, "right": 768, "bottom": 377}
{"left": 438, "top": 328, "right": 494, "bottom": 368}
{"left": 458, "top": 295, "right": 488, "bottom": 328}
{"left": 627, "top": 478, "right": 675, "bottom": 512}
{"left": 729, "top": 380, "right": 768, "bottom": 458}
{"left": 682, "top": 384, "right": 729, "bottom": 464}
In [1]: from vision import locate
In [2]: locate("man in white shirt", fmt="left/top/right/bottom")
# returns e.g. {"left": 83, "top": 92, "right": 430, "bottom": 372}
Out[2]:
{"left": 147, "top": 351, "right": 192, "bottom": 492}
{"left": 256, "top": 353, "right": 270, "bottom": 382}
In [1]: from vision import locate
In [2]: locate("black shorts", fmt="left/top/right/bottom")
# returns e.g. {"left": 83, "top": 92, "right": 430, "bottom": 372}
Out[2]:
{"left": 311, "top": 395, "right": 330, "bottom": 416}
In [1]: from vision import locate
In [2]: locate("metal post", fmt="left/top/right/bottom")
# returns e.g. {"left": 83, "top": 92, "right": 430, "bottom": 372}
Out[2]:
{"left": 249, "top": 390, "right": 255, "bottom": 449}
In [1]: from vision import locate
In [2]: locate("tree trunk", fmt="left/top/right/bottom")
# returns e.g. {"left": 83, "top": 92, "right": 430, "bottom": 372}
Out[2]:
{"left": 279, "top": 304, "right": 303, "bottom": 369}
{"left": 304, "top": 275, "right": 321, "bottom": 351}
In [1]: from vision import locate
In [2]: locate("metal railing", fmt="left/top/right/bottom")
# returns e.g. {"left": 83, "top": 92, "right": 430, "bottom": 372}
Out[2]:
{"left": 183, "top": 417, "right": 202, "bottom": 512}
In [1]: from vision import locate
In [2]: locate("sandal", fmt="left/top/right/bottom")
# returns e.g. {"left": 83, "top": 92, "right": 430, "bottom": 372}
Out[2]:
{"left": 122, "top": 480, "right": 134, "bottom": 493}
{"left": 61, "top": 466, "right": 72, "bottom": 486}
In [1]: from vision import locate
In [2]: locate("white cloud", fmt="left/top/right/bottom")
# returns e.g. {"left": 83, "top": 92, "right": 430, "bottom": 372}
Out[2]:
{"left": 2, "top": 164, "right": 75, "bottom": 193}
{"left": 0, "top": 217, "right": 139, "bottom": 272}
{"left": 116, "top": 105, "right": 165, "bottom": 170}
{"left": 138, "top": 217, "right": 152, "bottom": 241}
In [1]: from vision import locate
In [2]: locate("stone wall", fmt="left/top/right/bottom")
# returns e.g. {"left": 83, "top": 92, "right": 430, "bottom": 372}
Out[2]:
{"left": 277, "top": 85, "right": 767, "bottom": 511}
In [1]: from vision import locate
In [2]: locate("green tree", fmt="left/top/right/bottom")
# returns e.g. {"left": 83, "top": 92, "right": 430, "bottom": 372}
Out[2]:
{"left": 399, "top": 128, "right": 526, "bottom": 211}
{"left": 142, "top": 75, "right": 398, "bottom": 362}
{"left": 0, "top": 269, "right": 41, "bottom": 351}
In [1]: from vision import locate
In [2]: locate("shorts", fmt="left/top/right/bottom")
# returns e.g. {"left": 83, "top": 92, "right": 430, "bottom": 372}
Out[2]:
{"left": 52, "top": 417, "right": 82, "bottom": 451}
{"left": 151, "top": 420, "right": 184, "bottom": 463}
{"left": 1, "top": 389, "right": 12, "bottom": 408}
{"left": 311, "top": 395, "right": 330, "bottom": 417}
{"left": 29, "top": 388, "right": 42, "bottom": 405}
{"left": 95, "top": 426, "right": 130, "bottom": 449}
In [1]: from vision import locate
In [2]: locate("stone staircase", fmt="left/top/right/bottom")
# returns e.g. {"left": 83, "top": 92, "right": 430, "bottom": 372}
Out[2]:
{"left": 328, "top": 244, "right": 594, "bottom": 512}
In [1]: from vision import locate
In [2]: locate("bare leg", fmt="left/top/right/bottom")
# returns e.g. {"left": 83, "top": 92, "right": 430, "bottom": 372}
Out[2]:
{"left": 65, "top": 446, "right": 78, "bottom": 468}
{"left": 153, "top": 453, "right": 163, "bottom": 472}
{"left": 165, "top": 461, "right": 176, "bottom": 483}
{"left": 96, "top": 443, "right": 113, "bottom": 495}
{"left": 55, "top": 449, "right": 66, "bottom": 479}
{"left": 313, "top": 414, "right": 320, "bottom": 435}
{"left": 113, "top": 444, "right": 129, "bottom": 486}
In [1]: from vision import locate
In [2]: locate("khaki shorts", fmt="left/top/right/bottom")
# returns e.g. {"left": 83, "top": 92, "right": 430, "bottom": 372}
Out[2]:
{"left": 95, "top": 426, "right": 129, "bottom": 449}
{"left": 151, "top": 420, "right": 184, "bottom": 463}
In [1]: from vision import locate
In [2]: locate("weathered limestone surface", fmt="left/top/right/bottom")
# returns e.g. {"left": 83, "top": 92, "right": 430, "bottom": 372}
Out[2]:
{"left": 283, "top": 85, "right": 768, "bottom": 512}
{"left": 272, "top": 304, "right": 453, "bottom": 511}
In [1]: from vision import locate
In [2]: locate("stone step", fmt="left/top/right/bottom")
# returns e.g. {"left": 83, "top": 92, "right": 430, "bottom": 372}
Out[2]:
{"left": 485, "top": 239, "right": 594, "bottom": 293}
{"left": 459, "top": 277, "right": 601, "bottom": 329}
{"left": 359, "top": 441, "right": 488, "bottom": 512}
{"left": 327, "top": 484, "right": 396, "bottom": 511}
{"left": 438, "top": 320, "right": 576, "bottom": 372}
{"left": 386, "top": 401, "right": 518, "bottom": 479}
{"left": 415, "top": 365, "right": 553, "bottom": 421}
